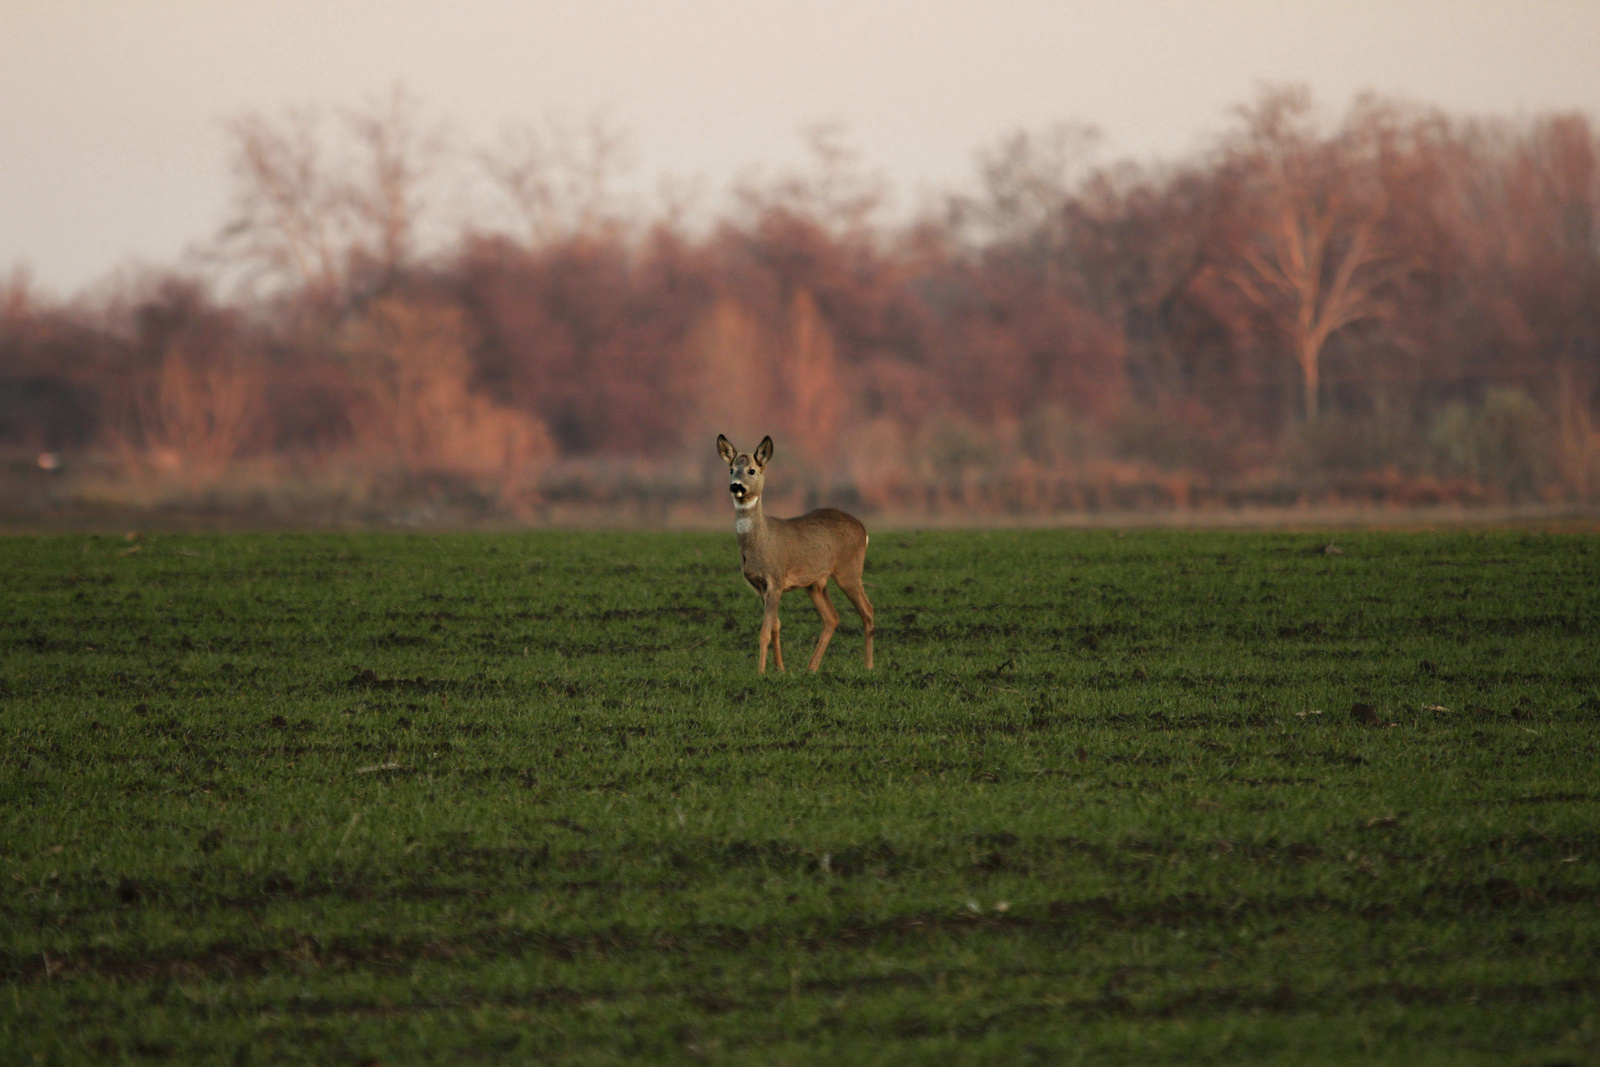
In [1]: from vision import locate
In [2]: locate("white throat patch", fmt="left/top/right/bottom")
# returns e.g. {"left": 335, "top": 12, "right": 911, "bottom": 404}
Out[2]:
{"left": 734, "top": 516, "right": 753, "bottom": 535}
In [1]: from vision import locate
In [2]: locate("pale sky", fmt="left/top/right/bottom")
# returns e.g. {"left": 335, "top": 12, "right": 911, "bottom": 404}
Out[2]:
{"left": 3, "top": 0, "right": 1599, "bottom": 297}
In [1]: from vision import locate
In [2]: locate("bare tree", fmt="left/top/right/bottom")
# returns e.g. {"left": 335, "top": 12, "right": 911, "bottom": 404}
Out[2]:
{"left": 736, "top": 123, "right": 887, "bottom": 237}
{"left": 481, "top": 114, "right": 634, "bottom": 247}
{"left": 949, "top": 122, "right": 1101, "bottom": 261}
{"left": 340, "top": 86, "right": 446, "bottom": 280}
{"left": 218, "top": 107, "right": 348, "bottom": 299}
{"left": 1215, "top": 87, "right": 1403, "bottom": 422}
{"left": 1449, "top": 112, "right": 1600, "bottom": 497}
{"left": 216, "top": 86, "right": 445, "bottom": 301}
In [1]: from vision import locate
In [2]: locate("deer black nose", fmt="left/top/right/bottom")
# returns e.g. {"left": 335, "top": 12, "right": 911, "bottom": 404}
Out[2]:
{"left": 729, "top": 483, "right": 745, "bottom": 496}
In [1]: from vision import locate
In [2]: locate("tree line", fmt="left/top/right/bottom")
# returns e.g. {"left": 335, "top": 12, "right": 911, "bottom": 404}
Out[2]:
{"left": 3, "top": 85, "right": 1597, "bottom": 519}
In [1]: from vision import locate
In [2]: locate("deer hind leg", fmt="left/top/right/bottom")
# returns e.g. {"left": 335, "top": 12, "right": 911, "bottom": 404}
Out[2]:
{"left": 836, "top": 571, "right": 875, "bottom": 670}
{"left": 805, "top": 579, "right": 841, "bottom": 671}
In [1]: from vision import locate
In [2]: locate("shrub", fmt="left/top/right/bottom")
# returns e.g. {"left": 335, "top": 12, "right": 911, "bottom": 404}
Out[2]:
{"left": 1426, "top": 387, "right": 1553, "bottom": 500}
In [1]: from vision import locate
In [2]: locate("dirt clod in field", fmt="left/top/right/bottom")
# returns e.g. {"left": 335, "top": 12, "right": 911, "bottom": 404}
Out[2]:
{"left": 1351, "top": 703, "right": 1384, "bottom": 726}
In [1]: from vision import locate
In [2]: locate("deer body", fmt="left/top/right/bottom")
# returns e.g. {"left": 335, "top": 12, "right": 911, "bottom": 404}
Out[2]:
{"left": 718, "top": 435, "right": 874, "bottom": 673}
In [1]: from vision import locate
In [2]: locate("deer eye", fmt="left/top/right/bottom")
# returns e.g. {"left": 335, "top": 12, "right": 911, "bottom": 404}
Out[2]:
{"left": 747, "top": 469, "right": 756, "bottom": 476}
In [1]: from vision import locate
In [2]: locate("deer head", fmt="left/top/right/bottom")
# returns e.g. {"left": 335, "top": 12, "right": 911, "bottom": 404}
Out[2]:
{"left": 717, "top": 434, "right": 773, "bottom": 511}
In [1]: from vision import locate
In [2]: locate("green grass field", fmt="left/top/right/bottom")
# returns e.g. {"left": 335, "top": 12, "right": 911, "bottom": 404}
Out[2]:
{"left": 3, "top": 528, "right": 1598, "bottom": 1065}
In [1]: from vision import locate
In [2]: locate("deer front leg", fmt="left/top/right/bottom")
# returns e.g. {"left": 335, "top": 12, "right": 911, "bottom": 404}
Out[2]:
{"left": 757, "top": 608, "right": 773, "bottom": 673}
{"left": 771, "top": 609, "right": 784, "bottom": 672}
{"left": 758, "top": 590, "right": 785, "bottom": 673}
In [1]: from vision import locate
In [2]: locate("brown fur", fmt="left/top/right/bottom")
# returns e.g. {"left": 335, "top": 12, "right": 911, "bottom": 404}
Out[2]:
{"left": 718, "top": 434, "right": 874, "bottom": 673}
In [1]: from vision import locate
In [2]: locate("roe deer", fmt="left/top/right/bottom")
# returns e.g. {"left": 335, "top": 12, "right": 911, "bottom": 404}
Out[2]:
{"left": 717, "top": 434, "right": 874, "bottom": 673}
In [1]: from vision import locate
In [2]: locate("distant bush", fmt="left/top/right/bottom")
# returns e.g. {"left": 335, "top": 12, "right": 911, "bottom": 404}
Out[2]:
{"left": 1020, "top": 404, "right": 1100, "bottom": 467}
{"left": 1109, "top": 402, "right": 1239, "bottom": 475}
{"left": 1427, "top": 387, "right": 1553, "bottom": 501}
{"left": 1282, "top": 403, "right": 1422, "bottom": 478}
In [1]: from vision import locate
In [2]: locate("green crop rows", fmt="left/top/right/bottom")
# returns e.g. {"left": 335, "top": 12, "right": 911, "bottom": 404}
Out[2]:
{"left": 3, "top": 529, "right": 1598, "bottom": 1064}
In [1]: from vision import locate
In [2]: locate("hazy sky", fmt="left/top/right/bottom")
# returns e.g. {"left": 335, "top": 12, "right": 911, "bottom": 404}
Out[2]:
{"left": 4, "top": 0, "right": 1599, "bottom": 296}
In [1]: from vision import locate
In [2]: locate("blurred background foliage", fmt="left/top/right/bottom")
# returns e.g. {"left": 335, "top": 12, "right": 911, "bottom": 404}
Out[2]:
{"left": 3, "top": 86, "right": 1598, "bottom": 522}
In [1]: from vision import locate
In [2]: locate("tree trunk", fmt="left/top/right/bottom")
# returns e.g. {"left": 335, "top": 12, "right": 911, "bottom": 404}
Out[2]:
{"left": 1298, "top": 337, "right": 1321, "bottom": 422}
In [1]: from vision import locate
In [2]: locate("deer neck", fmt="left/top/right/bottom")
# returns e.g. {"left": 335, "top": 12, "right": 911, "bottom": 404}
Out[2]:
{"left": 733, "top": 496, "right": 768, "bottom": 544}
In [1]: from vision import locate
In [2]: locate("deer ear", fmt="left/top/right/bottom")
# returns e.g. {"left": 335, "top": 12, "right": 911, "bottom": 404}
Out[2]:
{"left": 754, "top": 436, "right": 774, "bottom": 467}
{"left": 716, "top": 435, "right": 737, "bottom": 464}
